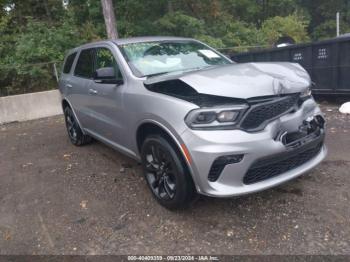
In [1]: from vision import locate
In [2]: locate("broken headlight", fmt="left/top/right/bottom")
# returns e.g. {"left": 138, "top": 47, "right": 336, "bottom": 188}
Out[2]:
{"left": 185, "top": 105, "right": 248, "bottom": 130}
{"left": 300, "top": 85, "right": 313, "bottom": 99}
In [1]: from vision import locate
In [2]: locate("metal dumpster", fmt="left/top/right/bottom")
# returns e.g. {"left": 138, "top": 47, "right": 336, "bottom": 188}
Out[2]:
{"left": 230, "top": 35, "right": 350, "bottom": 95}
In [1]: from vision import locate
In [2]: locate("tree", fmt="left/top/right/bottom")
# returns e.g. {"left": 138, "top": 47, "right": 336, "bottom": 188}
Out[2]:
{"left": 101, "top": 0, "right": 118, "bottom": 39}
{"left": 2, "top": 0, "right": 350, "bottom": 96}
{"left": 299, "top": 0, "right": 350, "bottom": 39}
{"left": 259, "top": 14, "right": 310, "bottom": 44}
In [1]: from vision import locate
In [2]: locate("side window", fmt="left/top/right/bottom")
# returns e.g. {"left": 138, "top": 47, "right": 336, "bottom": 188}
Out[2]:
{"left": 63, "top": 52, "right": 77, "bottom": 74}
{"left": 95, "top": 48, "right": 122, "bottom": 79}
{"left": 74, "top": 48, "right": 95, "bottom": 78}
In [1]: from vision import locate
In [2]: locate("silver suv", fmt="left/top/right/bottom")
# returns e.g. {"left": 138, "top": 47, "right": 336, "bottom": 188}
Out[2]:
{"left": 59, "top": 37, "right": 326, "bottom": 209}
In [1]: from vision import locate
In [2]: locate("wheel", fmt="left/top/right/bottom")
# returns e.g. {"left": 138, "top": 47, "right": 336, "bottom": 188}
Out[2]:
{"left": 141, "top": 135, "right": 196, "bottom": 209}
{"left": 64, "top": 106, "right": 92, "bottom": 146}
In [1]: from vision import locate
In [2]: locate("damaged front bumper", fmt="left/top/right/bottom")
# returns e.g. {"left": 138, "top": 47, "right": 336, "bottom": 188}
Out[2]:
{"left": 181, "top": 98, "right": 327, "bottom": 197}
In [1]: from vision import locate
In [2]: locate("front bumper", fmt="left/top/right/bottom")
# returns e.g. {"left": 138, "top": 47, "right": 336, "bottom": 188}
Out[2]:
{"left": 181, "top": 98, "right": 327, "bottom": 197}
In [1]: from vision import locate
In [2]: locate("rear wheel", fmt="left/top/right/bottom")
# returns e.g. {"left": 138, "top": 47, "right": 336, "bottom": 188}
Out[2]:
{"left": 64, "top": 106, "right": 92, "bottom": 146}
{"left": 141, "top": 135, "right": 195, "bottom": 209}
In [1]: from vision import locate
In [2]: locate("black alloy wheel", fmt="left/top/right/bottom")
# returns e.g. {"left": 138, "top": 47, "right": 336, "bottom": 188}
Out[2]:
{"left": 141, "top": 135, "right": 195, "bottom": 209}
{"left": 144, "top": 141, "right": 176, "bottom": 199}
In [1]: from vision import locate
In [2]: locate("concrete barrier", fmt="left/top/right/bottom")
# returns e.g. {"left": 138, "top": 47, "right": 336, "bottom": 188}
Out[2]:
{"left": 0, "top": 90, "right": 63, "bottom": 124}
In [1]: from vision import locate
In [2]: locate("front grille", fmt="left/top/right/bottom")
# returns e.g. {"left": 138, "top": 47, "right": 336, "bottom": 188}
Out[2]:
{"left": 241, "top": 95, "right": 299, "bottom": 131}
{"left": 243, "top": 141, "right": 323, "bottom": 185}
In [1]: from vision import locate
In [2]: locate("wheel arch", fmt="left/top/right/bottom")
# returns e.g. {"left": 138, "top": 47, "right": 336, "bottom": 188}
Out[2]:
{"left": 136, "top": 120, "right": 195, "bottom": 184}
{"left": 61, "top": 98, "right": 86, "bottom": 134}
{"left": 62, "top": 99, "right": 70, "bottom": 111}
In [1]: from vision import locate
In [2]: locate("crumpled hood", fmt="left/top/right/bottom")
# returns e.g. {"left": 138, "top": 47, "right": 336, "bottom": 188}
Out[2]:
{"left": 144, "top": 62, "right": 311, "bottom": 99}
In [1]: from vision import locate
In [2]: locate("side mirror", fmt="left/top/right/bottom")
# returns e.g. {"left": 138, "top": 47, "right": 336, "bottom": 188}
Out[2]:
{"left": 94, "top": 67, "right": 123, "bottom": 85}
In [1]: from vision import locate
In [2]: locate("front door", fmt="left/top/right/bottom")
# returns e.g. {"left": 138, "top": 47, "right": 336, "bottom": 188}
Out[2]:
{"left": 86, "top": 46, "right": 127, "bottom": 147}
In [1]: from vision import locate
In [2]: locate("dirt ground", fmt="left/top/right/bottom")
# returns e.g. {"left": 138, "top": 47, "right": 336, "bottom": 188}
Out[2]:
{"left": 0, "top": 101, "right": 349, "bottom": 255}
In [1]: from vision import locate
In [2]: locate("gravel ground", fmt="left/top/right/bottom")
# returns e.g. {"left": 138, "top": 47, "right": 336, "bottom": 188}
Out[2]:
{"left": 0, "top": 101, "right": 349, "bottom": 255}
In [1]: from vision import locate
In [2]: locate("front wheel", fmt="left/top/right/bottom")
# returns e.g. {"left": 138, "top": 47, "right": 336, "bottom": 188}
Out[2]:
{"left": 141, "top": 135, "right": 196, "bottom": 209}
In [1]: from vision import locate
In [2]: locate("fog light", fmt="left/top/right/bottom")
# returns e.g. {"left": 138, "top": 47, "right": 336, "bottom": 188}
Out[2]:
{"left": 208, "top": 154, "right": 244, "bottom": 182}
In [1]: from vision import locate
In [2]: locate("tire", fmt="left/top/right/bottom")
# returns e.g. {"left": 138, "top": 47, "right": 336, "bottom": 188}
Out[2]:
{"left": 141, "top": 135, "right": 196, "bottom": 209}
{"left": 64, "top": 106, "right": 92, "bottom": 146}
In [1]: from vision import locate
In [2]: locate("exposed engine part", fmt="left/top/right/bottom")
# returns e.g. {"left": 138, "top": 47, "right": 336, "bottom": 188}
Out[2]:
{"left": 144, "top": 79, "right": 246, "bottom": 107}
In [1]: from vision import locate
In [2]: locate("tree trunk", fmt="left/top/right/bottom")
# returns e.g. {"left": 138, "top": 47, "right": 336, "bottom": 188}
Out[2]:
{"left": 167, "top": 0, "right": 173, "bottom": 13}
{"left": 101, "top": 0, "right": 118, "bottom": 39}
{"left": 42, "top": 0, "right": 52, "bottom": 22}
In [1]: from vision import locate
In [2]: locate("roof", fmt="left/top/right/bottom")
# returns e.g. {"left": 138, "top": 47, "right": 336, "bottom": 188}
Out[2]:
{"left": 113, "top": 36, "right": 194, "bottom": 45}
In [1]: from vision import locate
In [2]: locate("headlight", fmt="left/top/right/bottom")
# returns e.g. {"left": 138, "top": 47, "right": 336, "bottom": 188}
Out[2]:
{"left": 300, "top": 84, "right": 313, "bottom": 98}
{"left": 185, "top": 105, "right": 248, "bottom": 130}
{"left": 217, "top": 111, "right": 239, "bottom": 122}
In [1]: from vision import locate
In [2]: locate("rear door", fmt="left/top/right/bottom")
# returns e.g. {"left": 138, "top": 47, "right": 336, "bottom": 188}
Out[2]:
{"left": 59, "top": 51, "right": 77, "bottom": 92}
{"left": 69, "top": 48, "right": 95, "bottom": 127}
{"left": 59, "top": 51, "right": 78, "bottom": 105}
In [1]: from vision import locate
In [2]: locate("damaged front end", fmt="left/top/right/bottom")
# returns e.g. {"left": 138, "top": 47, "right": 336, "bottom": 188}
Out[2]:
{"left": 144, "top": 78, "right": 315, "bottom": 132}
{"left": 276, "top": 115, "right": 325, "bottom": 150}
{"left": 243, "top": 114, "right": 325, "bottom": 185}
{"left": 144, "top": 63, "right": 326, "bottom": 195}
{"left": 144, "top": 79, "right": 246, "bottom": 107}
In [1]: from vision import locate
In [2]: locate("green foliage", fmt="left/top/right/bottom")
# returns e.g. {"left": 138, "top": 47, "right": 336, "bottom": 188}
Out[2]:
{"left": 154, "top": 11, "right": 206, "bottom": 37}
{"left": 1, "top": 0, "right": 350, "bottom": 95}
{"left": 260, "top": 14, "right": 310, "bottom": 44}
{"left": 15, "top": 19, "right": 79, "bottom": 64}
{"left": 219, "top": 20, "right": 260, "bottom": 48}
{"left": 13, "top": 19, "right": 81, "bottom": 91}
{"left": 312, "top": 20, "right": 338, "bottom": 40}
{"left": 0, "top": 16, "right": 84, "bottom": 95}
{"left": 299, "top": 0, "right": 350, "bottom": 40}
{"left": 195, "top": 35, "right": 225, "bottom": 49}
{"left": 222, "top": 0, "right": 300, "bottom": 26}
{"left": 312, "top": 19, "right": 350, "bottom": 40}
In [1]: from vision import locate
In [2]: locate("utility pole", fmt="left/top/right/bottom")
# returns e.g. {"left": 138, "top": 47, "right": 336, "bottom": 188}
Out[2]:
{"left": 101, "top": 0, "right": 118, "bottom": 39}
{"left": 336, "top": 12, "right": 340, "bottom": 37}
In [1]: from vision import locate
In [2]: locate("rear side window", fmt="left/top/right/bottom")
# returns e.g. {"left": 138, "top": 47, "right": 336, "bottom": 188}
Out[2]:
{"left": 63, "top": 52, "right": 77, "bottom": 74}
{"left": 74, "top": 49, "right": 95, "bottom": 78}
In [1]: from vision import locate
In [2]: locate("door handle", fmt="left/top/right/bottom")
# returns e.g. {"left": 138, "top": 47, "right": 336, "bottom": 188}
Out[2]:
{"left": 65, "top": 84, "right": 72, "bottom": 88}
{"left": 88, "top": 88, "right": 98, "bottom": 95}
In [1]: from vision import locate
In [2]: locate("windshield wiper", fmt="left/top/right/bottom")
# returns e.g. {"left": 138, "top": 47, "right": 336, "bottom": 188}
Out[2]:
{"left": 145, "top": 66, "right": 212, "bottom": 78}
{"left": 145, "top": 71, "right": 170, "bottom": 78}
